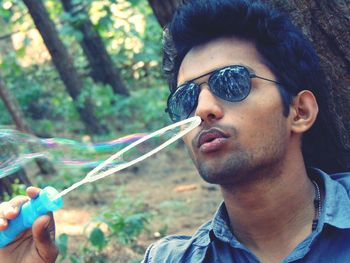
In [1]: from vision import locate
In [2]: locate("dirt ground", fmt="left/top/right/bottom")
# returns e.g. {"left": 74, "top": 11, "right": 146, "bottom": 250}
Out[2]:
{"left": 54, "top": 146, "right": 222, "bottom": 262}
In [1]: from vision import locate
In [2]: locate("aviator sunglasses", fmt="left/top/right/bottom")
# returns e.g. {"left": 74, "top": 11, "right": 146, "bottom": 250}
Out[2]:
{"left": 166, "top": 64, "right": 283, "bottom": 122}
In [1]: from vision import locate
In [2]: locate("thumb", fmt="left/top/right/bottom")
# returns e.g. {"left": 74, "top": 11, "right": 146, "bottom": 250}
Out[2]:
{"left": 32, "top": 214, "right": 59, "bottom": 262}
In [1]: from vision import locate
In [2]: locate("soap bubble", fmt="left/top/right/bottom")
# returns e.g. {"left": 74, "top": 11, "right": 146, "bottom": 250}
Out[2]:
{"left": 0, "top": 128, "right": 147, "bottom": 179}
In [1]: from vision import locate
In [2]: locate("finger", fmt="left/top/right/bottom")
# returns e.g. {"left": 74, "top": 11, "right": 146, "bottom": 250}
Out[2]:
{"left": 0, "top": 196, "right": 28, "bottom": 218}
{"left": 32, "top": 214, "right": 59, "bottom": 262}
{"left": 0, "top": 196, "right": 29, "bottom": 230}
{"left": 0, "top": 202, "right": 10, "bottom": 230}
{"left": 0, "top": 216, "right": 8, "bottom": 230}
{"left": 0, "top": 201, "right": 10, "bottom": 217}
{"left": 26, "top": 186, "right": 41, "bottom": 199}
{"left": 6, "top": 196, "right": 30, "bottom": 218}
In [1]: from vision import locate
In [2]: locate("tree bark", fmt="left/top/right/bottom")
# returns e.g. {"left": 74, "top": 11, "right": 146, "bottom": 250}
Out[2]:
{"left": 0, "top": 78, "right": 32, "bottom": 132}
{"left": 149, "top": 0, "right": 350, "bottom": 172}
{"left": 60, "top": 0, "right": 129, "bottom": 96}
{"left": 22, "top": 0, "right": 108, "bottom": 135}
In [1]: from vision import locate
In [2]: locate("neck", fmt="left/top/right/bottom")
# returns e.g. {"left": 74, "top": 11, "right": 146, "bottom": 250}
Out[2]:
{"left": 220, "top": 154, "right": 315, "bottom": 262}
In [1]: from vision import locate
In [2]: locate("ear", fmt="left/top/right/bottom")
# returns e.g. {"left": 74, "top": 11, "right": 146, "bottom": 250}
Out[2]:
{"left": 289, "top": 90, "right": 319, "bottom": 134}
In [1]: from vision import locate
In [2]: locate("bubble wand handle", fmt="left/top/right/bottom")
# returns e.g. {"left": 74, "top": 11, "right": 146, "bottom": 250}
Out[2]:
{"left": 0, "top": 186, "right": 63, "bottom": 248}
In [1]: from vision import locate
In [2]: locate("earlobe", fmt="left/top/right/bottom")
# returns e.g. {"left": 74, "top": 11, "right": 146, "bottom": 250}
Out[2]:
{"left": 290, "top": 90, "right": 319, "bottom": 134}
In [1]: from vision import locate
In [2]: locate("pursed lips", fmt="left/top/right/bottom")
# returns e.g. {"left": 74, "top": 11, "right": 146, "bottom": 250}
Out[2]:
{"left": 196, "top": 128, "right": 229, "bottom": 152}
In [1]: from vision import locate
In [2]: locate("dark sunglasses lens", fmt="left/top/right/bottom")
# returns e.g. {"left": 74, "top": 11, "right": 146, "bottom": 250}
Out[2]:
{"left": 210, "top": 66, "right": 251, "bottom": 102}
{"left": 168, "top": 83, "right": 199, "bottom": 122}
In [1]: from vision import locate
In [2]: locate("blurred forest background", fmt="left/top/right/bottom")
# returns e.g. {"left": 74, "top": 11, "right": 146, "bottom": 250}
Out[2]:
{"left": 0, "top": 0, "right": 349, "bottom": 262}
{"left": 0, "top": 0, "right": 173, "bottom": 195}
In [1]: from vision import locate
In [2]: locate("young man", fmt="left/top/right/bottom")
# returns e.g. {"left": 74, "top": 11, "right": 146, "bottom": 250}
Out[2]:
{"left": 144, "top": 0, "right": 350, "bottom": 262}
{"left": 0, "top": 0, "right": 349, "bottom": 262}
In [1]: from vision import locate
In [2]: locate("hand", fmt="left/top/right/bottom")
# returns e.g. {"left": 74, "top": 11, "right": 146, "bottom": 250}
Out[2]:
{"left": 0, "top": 187, "right": 58, "bottom": 263}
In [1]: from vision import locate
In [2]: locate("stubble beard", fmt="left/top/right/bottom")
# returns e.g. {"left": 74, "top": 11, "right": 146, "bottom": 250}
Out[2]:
{"left": 193, "top": 144, "right": 254, "bottom": 185}
{"left": 188, "top": 128, "right": 288, "bottom": 187}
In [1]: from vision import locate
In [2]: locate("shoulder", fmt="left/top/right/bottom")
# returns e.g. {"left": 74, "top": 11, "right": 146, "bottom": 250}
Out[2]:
{"left": 142, "top": 220, "right": 212, "bottom": 263}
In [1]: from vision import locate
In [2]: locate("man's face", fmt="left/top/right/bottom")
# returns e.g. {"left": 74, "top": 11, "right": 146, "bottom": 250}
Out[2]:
{"left": 178, "top": 37, "right": 291, "bottom": 186}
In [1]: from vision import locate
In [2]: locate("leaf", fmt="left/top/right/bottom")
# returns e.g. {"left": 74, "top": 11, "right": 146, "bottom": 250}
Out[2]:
{"left": 89, "top": 227, "right": 106, "bottom": 250}
{"left": 56, "top": 234, "right": 69, "bottom": 259}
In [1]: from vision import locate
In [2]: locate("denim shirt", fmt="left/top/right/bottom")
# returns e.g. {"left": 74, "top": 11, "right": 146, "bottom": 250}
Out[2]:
{"left": 143, "top": 168, "right": 350, "bottom": 263}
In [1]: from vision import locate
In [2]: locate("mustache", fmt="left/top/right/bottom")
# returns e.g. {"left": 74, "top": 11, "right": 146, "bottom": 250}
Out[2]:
{"left": 191, "top": 124, "right": 238, "bottom": 149}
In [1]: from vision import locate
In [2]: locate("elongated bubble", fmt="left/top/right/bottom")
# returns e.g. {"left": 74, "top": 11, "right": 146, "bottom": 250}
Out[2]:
{"left": 0, "top": 116, "right": 201, "bottom": 198}
{"left": 86, "top": 116, "right": 201, "bottom": 181}
{"left": 0, "top": 129, "right": 147, "bottom": 179}
{"left": 53, "top": 116, "right": 201, "bottom": 200}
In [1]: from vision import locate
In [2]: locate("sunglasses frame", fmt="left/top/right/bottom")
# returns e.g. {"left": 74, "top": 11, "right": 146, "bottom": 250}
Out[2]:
{"left": 165, "top": 64, "right": 283, "bottom": 122}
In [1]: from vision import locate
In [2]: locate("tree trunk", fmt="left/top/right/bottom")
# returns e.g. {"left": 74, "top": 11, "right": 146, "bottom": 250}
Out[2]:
{"left": 148, "top": 0, "right": 350, "bottom": 173}
{"left": 60, "top": 0, "right": 129, "bottom": 96}
{"left": 0, "top": 76, "right": 55, "bottom": 176}
{"left": 22, "top": 0, "right": 108, "bottom": 135}
{"left": 0, "top": 78, "right": 31, "bottom": 132}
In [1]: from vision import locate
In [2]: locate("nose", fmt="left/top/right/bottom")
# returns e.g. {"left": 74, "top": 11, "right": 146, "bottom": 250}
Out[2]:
{"left": 195, "top": 86, "right": 224, "bottom": 123}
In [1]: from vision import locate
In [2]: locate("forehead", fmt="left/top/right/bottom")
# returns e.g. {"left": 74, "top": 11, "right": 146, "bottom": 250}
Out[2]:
{"left": 177, "top": 37, "right": 266, "bottom": 85}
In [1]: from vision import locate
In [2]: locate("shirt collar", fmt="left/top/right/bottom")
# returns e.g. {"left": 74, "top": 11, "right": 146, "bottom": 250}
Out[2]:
{"left": 210, "top": 201, "right": 233, "bottom": 243}
{"left": 311, "top": 168, "right": 350, "bottom": 229}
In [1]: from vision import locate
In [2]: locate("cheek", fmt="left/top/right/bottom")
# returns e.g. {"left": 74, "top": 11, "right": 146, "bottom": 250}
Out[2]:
{"left": 232, "top": 98, "right": 287, "bottom": 146}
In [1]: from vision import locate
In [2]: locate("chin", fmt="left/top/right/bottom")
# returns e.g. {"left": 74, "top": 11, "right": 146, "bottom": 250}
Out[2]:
{"left": 197, "top": 158, "right": 251, "bottom": 185}
{"left": 189, "top": 144, "right": 260, "bottom": 185}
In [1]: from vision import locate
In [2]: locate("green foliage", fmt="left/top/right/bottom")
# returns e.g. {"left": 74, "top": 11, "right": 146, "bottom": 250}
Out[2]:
{"left": 2, "top": 179, "right": 27, "bottom": 201}
{"left": 0, "top": 0, "right": 169, "bottom": 135}
{"left": 126, "top": 0, "right": 142, "bottom": 7}
{"left": 57, "top": 189, "right": 151, "bottom": 262}
{"left": 95, "top": 189, "right": 151, "bottom": 245}
{"left": 56, "top": 233, "right": 69, "bottom": 261}
{"left": 89, "top": 227, "right": 107, "bottom": 250}
{"left": 105, "top": 86, "right": 170, "bottom": 132}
